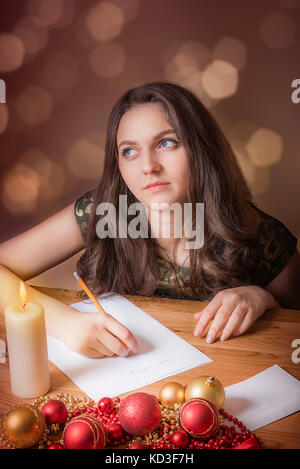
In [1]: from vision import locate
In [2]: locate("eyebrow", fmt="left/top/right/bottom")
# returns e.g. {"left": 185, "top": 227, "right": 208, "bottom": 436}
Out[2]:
{"left": 118, "top": 128, "right": 177, "bottom": 149}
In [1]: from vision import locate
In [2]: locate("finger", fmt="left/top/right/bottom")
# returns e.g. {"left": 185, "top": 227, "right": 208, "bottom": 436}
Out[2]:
{"left": 193, "top": 304, "right": 208, "bottom": 320}
{"left": 205, "top": 304, "right": 235, "bottom": 343}
{"left": 94, "top": 339, "right": 115, "bottom": 357}
{"left": 84, "top": 347, "right": 106, "bottom": 359}
{"left": 98, "top": 328, "right": 131, "bottom": 357}
{"left": 193, "top": 296, "right": 223, "bottom": 336}
{"left": 232, "top": 312, "right": 255, "bottom": 337}
{"left": 103, "top": 315, "right": 139, "bottom": 353}
{"left": 219, "top": 305, "right": 248, "bottom": 341}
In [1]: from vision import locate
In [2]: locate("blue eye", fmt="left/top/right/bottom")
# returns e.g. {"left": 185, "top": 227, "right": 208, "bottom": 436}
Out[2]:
{"left": 121, "top": 148, "right": 135, "bottom": 158}
{"left": 160, "top": 138, "right": 178, "bottom": 148}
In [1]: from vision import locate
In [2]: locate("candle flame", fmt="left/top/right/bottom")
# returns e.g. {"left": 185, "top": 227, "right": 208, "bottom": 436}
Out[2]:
{"left": 19, "top": 281, "right": 27, "bottom": 305}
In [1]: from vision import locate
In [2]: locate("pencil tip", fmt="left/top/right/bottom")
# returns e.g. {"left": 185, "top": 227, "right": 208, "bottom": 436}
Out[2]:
{"left": 73, "top": 271, "right": 80, "bottom": 280}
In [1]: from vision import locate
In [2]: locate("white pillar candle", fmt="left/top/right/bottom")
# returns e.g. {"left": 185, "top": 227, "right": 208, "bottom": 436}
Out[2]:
{"left": 4, "top": 281, "right": 50, "bottom": 398}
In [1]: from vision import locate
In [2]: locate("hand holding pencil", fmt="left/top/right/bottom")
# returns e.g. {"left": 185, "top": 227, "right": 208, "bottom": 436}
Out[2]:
{"left": 59, "top": 272, "right": 139, "bottom": 359}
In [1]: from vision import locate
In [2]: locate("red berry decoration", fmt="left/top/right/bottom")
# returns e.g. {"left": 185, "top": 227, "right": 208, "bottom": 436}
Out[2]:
{"left": 118, "top": 392, "right": 161, "bottom": 436}
{"left": 48, "top": 442, "right": 63, "bottom": 449}
{"left": 106, "top": 423, "right": 124, "bottom": 441}
{"left": 172, "top": 430, "right": 190, "bottom": 448}
{"left": 128, "top": 441, "right": 148, "bottom": 449}
{"left": 179, "top": 398, "right": 219, "bottom": 440}
{"left": 98, "top": 397, "right": 115, "bottom": 414}
{"left": 63, "top": 414, "right": 106, "bottom": 449}
{"left": 41, "top": 399, "right": 68, "bottom": 425}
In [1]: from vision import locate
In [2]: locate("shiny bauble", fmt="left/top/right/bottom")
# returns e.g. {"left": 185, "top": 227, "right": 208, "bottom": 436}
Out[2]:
{"left": 179, "top": 398, "right": 219, "bottom": 440}
{"left": 159, "top": 382, "right": 185, "bottom": 409}
{"left": 185, "top": 376, "right": 225, "bottom": 410}
{"left": 171, "top": 430, "right": 190, "bottom": 448}
{"left": 1, "top": 404, "right": 45, "bottom": 448}
{"left": 118, "top": 392, "right": 161, "bottom": 436}
{"left": 41, "top": 399, "right": 68, "bottom": 425}
{"left": 98, "top": 397, "right": 115, "bottom": 414}
{"left": 128, "top": 441, "right": 148, "bottom": 449}
{"left": 63, "top": 414, "right": 106, "bottom": 449}
{"left": 106, "top": 423, "right": 124, "bottom": 441}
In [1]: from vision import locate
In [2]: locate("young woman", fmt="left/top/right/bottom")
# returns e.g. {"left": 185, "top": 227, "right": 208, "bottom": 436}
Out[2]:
{"left": 0, "top": 82, "right": 299, "bottom": 359}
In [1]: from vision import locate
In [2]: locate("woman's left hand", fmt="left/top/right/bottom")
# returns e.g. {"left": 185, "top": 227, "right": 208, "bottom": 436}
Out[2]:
{"left": 193, "top": 285, "right": 280, "bottom": 343}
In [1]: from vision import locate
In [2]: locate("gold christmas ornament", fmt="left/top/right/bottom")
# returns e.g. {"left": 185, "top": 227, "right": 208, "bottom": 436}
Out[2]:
{"left": 185, "top": 376, "right": 225, "bottom": 410}
{"left": 0, "top": 404, "right": 45, "bottom": 448}
{"left": 159, "top": 382, "right": 185, "bottom": 409}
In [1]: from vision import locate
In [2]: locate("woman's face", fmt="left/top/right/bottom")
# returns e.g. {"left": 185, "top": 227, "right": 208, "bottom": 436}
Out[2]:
{"left": 117, "top": 103, "right": 189, "bottom": 210}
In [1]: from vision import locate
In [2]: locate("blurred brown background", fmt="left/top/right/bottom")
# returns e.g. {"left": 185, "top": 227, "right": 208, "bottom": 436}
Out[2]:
{"left": 0, "top": 0, "right": 299, "bottom": 290}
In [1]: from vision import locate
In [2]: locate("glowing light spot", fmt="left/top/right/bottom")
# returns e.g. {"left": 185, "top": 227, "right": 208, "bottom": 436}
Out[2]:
{"left": 212, "top": 36, "right": 247, "bottom": 71}
{"left": 246, "top": 128, "right": 283, "bottom": 167}
{"left": 201, "top": 60, "right": 239, "bottom": 99}
{"left": 259, "top": 11, "right": 295, "bottom": 49}
{"left": 173, "top": 41, "right": 211, "bottom": 73}
{"left": 14, "top": 15, "right": 49, "bottom": 56}
{"left": 0, "top": 33, "right": 25, "bottom": 72}
{"left": 233, "top": 145, "right": 256, "bottom": 185}
{"left": 2, "top": 164, "right": 40, "bottom": 215}
{"left": 16, "top": 85, "right": 52, "bottom": 126}
{"left": 89, "top": 42, "right": 126, "bottom": 78}
{"left": 86, "top": 2, "right": 124, "bottom": 42}
{"left": 0, "top": 105, "right": 9, "bottom": 134}
{"left": 27, "top": 0, "right": 64, "bottom": 27}
{"left": 110, "top": 0, "right": 139, "bottom": 22}
{"left": 19, "top": 149, "right": 65, "bottom": 200}
{"left": 67, "top": 137, "right": 105, "bottom": 180}
{"left": 52, "top": 0, "right": 76, "bottom": 29}
{"left": 43, "top": 52, "right": 79, "bottom": 90}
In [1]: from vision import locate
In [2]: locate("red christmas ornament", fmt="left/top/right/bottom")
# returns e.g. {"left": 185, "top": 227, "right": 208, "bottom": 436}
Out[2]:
{"left": 41, "top": 399, "right": 68, "bottom": 425}
{"left": 98, "top": 397, "right": 115, "bottom": 414}
{"left": 63, "top": 414, "right": 106, "bottom": 449}
{"left": 106, "top": 423, "right": 124, "bottom": 441}
{"left": 172, "top": 430, "right": 190, "bottom": 448}
{"left": 128, "top": 441, "right": 148, "bottom": 449}
{"left": 48, "top": 442, "right": 63, "bottom": 449}
{"left": 118, "top": 392, "right": 161, "bottom": 436}
{"left": 179, "top": 398, "right": 219, "bottom": 440}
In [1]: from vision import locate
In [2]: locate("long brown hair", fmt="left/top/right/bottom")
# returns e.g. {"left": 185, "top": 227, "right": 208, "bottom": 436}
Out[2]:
{"left": 76, "top": 81, "right": 261, "bottom": 301}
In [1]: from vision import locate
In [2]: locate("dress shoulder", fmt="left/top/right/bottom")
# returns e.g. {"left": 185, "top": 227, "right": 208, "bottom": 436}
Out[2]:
{"left": 251, "top": 206, "right": 298, "bottom": 286}
{"left": 74, "top": 189, "right": 96, "bottom": 243}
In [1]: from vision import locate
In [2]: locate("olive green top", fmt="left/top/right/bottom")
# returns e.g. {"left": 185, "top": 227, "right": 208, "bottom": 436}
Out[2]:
{"left": 74, "top": 189, "right": 298, "bottom": 301}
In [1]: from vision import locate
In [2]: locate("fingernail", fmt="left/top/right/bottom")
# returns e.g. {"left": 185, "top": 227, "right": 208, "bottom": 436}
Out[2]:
{"left": 206, "top": 335, "right": 214, "bottom": 344}
{"left": 194, "top": 329, "right": 198, "bottom": 336}
{"left": 220, "top": 334, "right": 227, "bottom": 342}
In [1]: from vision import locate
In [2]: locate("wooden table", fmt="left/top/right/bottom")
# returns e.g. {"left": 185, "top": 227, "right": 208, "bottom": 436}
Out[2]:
{"left": 1, "top": 287, "right": 300, "bottom": 449}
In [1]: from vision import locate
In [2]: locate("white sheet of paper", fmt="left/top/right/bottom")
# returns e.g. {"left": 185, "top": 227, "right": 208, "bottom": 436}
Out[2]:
{"left": 47, "top": 294, "right": 212, "bottom": 401}
{"left": 224, "top": 365, "right": 300, "bottom": 431}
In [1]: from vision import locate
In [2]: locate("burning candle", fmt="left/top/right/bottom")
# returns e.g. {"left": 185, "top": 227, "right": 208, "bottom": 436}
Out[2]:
{"left": 4, "top": 281, "right": 50, "bottom": 398}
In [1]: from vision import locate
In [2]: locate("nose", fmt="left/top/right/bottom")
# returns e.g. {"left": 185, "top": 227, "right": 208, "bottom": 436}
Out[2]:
{"left": 141, "top": 149, "right": 161, "bottom": 174}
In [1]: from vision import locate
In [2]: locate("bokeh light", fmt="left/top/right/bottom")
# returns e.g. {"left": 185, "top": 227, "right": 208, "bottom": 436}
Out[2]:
{"left": 13, "top": 15, "right": 49, "bottom": 57}
{"left": 27, "top": 0, "right": 64, "bottom": 27}
{"left": 259, "top": 11, "right": 295, "bottom": 49}
{"left": 173, "top": 41, "right": 211, "bottom": 73}
{"left": 212, "top": 36, "right": 247, "bottom": 71}
{"left": 246, "top": 128, "right": 283, "bottom": 167}
{"left": 52, "top": 0, "right": 76, "bottom": 29}
{"left": 201, "top": 59, "right": 239, "bottom": 99}
{"left": 67, "top": 133, "right": 105, "bottom": 180}
{"left": 16, "top": 85, "right": 53, "bottom": 126}
{"left": 0, "top": 105, "right": 9, "bottom": 134}
{"left": 2, "top": 164, "right": 40, "bottom": 215}
{"left": 86, "top": 1, "right": 124, "bottom": 42}
{"left": 89, "top": 42, "right": 126, "bottom": 78}
{"left": 0, "top": 33, "right": 25, "bottom": 73}
{"left": 43, "top": 52, "right": 79, "bottom": 90}
{"left": 233, "top": 143, "right": 271, "bottom": 195}
{"left": 19, "top": 148, "right": 65, "bottom": 201}
{"left": 110, "top": 0, "right": 139, "bottom": 22}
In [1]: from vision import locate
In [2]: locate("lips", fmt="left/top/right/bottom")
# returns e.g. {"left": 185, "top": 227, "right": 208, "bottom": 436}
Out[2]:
{"left": 144, "top": 182, "right": 169, "bottom": 189}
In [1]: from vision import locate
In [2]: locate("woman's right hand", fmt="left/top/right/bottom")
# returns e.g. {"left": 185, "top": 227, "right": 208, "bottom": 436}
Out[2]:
{"left": 61, "top": 310, "right": 139, "bottom": 358}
